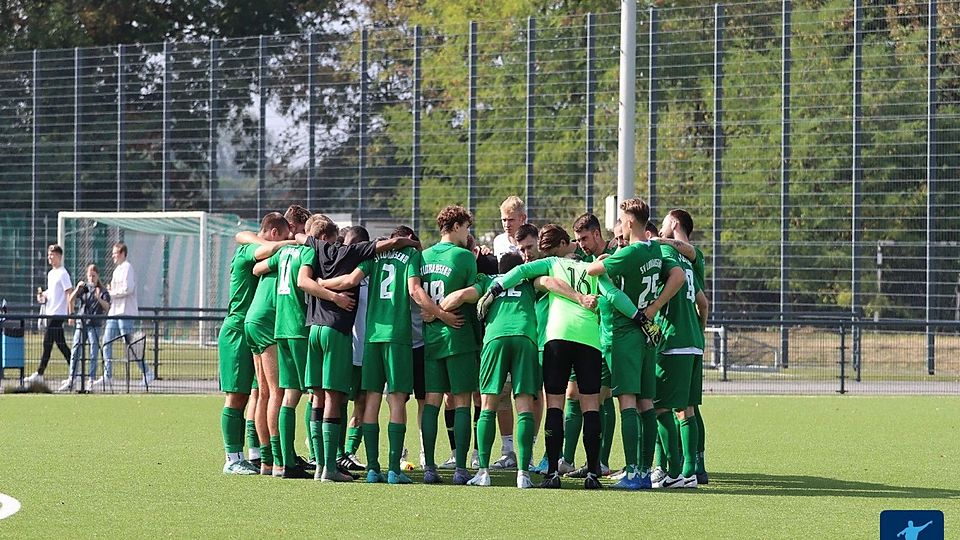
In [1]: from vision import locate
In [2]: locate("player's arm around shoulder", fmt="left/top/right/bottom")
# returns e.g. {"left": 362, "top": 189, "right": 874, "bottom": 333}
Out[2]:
{"left": 439, "top": 274, "right": 487, "bottom": 312}
{"left": 252, "top": 250, "right": 280, "bottom": 277}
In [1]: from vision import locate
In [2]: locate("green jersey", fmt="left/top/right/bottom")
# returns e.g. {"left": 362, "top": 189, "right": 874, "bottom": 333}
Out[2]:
{"left": 601, "top": 241, "right": 666, "bottom": 333}
{"left": 244, "top": 272, "right": 278, "bottom": 329}
{"left": 271, "top": 244, "right": 314, "bottom": 339}
{"left": 474, "top": 274, "right": 537, "bottom": 346}
{"left": 655, "top": 244, "right": 701, "bottom": 353}
{"left": 693, "top": 247, "right": 705, "bottom": 293}
{"left": 224, "top": 244, "right": 258, "bottom": 330}
{"left": 498, "top": 257, "right": 638, "bottom": 351}
{"left": 359, "top": 247, "right": 423, "bottom": 345}
{"left": 420, "top": 241, "right": 480, "bottom": 359}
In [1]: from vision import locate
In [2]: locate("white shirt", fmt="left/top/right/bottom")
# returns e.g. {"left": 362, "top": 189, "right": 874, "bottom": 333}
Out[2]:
{"left": 493, "top": 232, "right": 519, "bottom": 261}
{"left": 351, "top": 279, "right": 369, "bottom": 367}
{"left": 108, "top": 260, "right": 139, "bottom": 316}
{"left": 44, "top": 266, "right": 72, "bottom": 316}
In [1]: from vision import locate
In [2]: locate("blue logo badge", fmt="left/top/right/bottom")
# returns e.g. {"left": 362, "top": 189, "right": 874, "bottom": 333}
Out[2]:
{"left": 880, "top": 510, "right": 944, "bottom": 540}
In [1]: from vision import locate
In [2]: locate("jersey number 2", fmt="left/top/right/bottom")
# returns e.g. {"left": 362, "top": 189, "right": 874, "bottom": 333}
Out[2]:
{"left": 380, "top": 263, "right": 396, "bottom": 299}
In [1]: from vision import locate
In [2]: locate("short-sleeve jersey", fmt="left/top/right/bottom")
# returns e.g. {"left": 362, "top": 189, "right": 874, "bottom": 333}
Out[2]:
{"left": 359, "top": 246, "right": 423, "bottom": 345}
{"left": 224, "top": 244, "right": 259, "bottom": 330}
{"left": 693, "top": 247, "right": 706, "bottom": 293}
{"left": 474, "top": 274, "right": 537, "bottom": 346}
{"left": 272, "top": 244, "right": 313, "bottom": 339}
{"left": 420, "top": 241, "right": 480, "bottom": 359}
{"left": 601, "top": 241, "right": 666, "bottom": 333}
{"left": 655, "top": 244, "right": 701, "bottom": 354}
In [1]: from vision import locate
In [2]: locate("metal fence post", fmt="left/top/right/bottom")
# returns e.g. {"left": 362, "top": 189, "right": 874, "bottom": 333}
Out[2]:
{"left": 780, "top": 0, "right": 792, "bottom": 369}
{"left": 526, "top": 17, "right": 536, "bottom": 220}
{"left": 712, "top": 4, "right": 724, "bottom": 312}
{"left": 648, "top": 6, "right": 658, "bottom": 219}
{"left": 307, "top": 33, "right": 317, "bottom": 212}
{"left": 838, "top": 324, "right": 847, "bottom": 394}
{"left": 117, "top": 44, "right": 125, "bottom": 211}
{"left": 468, "top": 21, "right": 478, "bottom": 216}
{"left": 851, "top": 0, "right": 863, "bottom": 374}
{"left": 162, "top": 41, "right": 171, "bottom": 211}
{"left": 926, "top": 0, "right": 938, "bottom": 375}
{"left": 412, "top": 26, "right": 422, "bottom": 229}
{"left": 585, "top": 13, "right": 596, "bottom": 214}
{"left": 32, "top": 49, "right": 38, "bottom": 293}
{"left": 258, "top": 35, "right": 267, "bottom": 218}
{"left": 209, "top": 40, "right": 219, "bottom": 213}
{"left": 358, "top": 29, "right": 368, "bottom": 226}
{"left": 74, "top": 47, "right": 81, "bottom": 211}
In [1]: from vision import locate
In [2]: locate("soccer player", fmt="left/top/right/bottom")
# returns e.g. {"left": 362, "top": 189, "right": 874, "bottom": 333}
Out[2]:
{"left": 493, "top": 196, "right": 527, "bottom": 259}
{"left": 586, "top": 198, "right": 675, "bottom": 489}
{"left": 660, "top": 209, "right": 710, "bottom": 485}
{"left": 480, "top": 224, "right": 658, "bottom": 489}
{"left": 218, "top": 212, "right": 293, "bottom": 475}
{"left": 338, "top": 226, "right": 371, "bottom": 474}
{"left": 418, "top": 205, "right": 483, "bottom": 485}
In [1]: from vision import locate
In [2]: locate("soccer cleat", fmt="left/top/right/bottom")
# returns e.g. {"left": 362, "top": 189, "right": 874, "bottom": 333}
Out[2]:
{"left": 338, "top": 464, "right": 360, "bottom": 480}
{"left": 249, "top": 458, "right": 262, "bottom": 470}
{"left": 319, "top": 466, "right": 354, "bottom": 482}
{"left": 366, "top": 469, "right": 386, "bottom": 483}
{"left": 452, "top": 467, "right": 472, "bottom": 485}
{"left": 653, "top": 475, "right": 684, "bottom": 489}
{"left": 696, "top": 471, "right": 709, "bottom": 485}
{"left": 387, "top": 470, "right": 413, "bottom": 484}
{"left": 609, "top": 468, "right": 627, "bottom": 481}
{"left": 439, "top": 451, "right": 457, "bottom": 470}
{"left": 223, "top": 460, "right": 259, "bottom": 475}
{"left": 682, "top": 475, "right": 698, "bottom": 489}
{"left": 564, "top": 465, "right": 590, "bottom": 479}
{"left": 337, "top": 454, "right": 365, "bottom": 472}
{"left": 531, "top": 456, "right": 549, "bottom": 475}
{"left": 471, "top": 450, "right": 479, "bottom": 469}
{"left": 423, "top": 466, "right": 443, "bottom": 484}
{"left": 466, "top": 469, "right": 491, "bottom": 487}
{"left": 538, "top": 472, "right": 562, "bottom": 489}
{"left": 282, "top": 465, "right": 312, "bottom": 479}
{"left": 651, "top": 466, "right": 667, "bottom": 485}
{"left": 296, "top": 455, "right": 316, "bottom": 472}
{"left": 599, "top": 463, "right": 612, "bottom": 476}
{"left": 612, "top": 468, "right": 642, "bottom": 490}
{"left": 272, "top": 467, "right": 284, "bottom": 478}
{"left": 517, "top": 471, "right": 534, "bottom": 489}
{"left": 557, "top": 458, "right": 576, "bottom": 475}
{"left": 638, "top": 470, "right": 653, "bottom": 489}
{"left": 490, "top": 451, "right": 518, "bottom": 470}
{"left": 260, "top": 463, "right": 272, "bottom": 476}
{"left": 24, "top": 372, "right": 43, "bottom": 385}
{"left": 584, "top": 472, "right": 603, "bottom": 490}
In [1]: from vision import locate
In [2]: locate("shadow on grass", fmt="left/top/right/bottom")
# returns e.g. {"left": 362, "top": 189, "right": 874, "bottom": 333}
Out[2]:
{"left": 704, "top": 472, "right": 960, "bottom": 499}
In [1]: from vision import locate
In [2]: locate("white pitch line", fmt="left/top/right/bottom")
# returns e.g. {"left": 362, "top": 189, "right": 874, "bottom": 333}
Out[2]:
{"left": 0, "top": 493, "right": 21, "bottom": 520}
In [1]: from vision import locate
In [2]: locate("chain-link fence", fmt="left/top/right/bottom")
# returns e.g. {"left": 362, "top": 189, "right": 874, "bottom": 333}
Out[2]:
{"left": 0, "top": 1, "right": 958, "bottom": 391}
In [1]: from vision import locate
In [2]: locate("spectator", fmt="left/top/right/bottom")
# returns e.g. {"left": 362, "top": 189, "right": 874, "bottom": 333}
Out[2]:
{"left": 95, "top": 242, "right": 151, "bottom": 388}
{"left": 60, "top": 264, "right": 111, "bottom": 392}
{"left": 25, "top": 244, "right": 74, "bottom": 384}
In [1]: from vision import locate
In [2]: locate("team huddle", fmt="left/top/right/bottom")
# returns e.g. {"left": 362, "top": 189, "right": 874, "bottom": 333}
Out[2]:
{"left": 217, "top": 195, "right": 710, "bottom": 490}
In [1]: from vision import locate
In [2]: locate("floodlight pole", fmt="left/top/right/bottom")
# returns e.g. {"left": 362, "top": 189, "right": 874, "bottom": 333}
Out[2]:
{"left": 617, "top": 0, "right": 637, "bottom": 205}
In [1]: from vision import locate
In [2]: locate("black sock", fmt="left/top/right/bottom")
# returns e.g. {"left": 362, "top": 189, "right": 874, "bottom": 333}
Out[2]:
{"left": 545, "top": 407, "right": 564, "bottom": 475}
{"left": 445, "top": 408, "right": 456, "bottom": 450}
{"left": 473, "top": 405, "right": 482, "bottom": 450}
{"left": 582, "top": 410, "right": 601, "bottom": 475}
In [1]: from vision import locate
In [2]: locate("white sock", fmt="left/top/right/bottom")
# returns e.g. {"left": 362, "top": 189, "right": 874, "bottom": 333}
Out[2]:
{"left": 226, "top": 452, "right": 244, "bottom": 464}
{"left": 501, "top": 435, "right": 514, "bottom": 454}
{"left": 248, "top": 446, "right": 261, "bottom": 460}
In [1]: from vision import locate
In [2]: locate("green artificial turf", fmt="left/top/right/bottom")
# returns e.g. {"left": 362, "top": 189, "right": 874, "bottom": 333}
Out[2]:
{"left": 0, "top": 395, "right": 957, "bottom": 538}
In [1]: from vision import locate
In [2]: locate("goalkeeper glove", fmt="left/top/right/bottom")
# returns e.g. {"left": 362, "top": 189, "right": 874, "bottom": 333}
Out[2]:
{"left": 477, "top": 282, "right": 504, "bottom": 322}
{"left": 633, "top": 310, "right": 663, "bottom": 347}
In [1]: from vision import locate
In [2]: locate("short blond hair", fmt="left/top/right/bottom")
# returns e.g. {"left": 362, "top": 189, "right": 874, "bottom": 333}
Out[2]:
{"left": 499, "top": 196, "right": 525, "bottom": 215}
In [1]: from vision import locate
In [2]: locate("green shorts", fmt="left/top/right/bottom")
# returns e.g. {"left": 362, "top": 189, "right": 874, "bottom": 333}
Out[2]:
{"left": 244, "top": 321, "right": 275, "bottom": 356}
{"left": 479, "top": 336, "right": 541, "bottom": 397}
{"left": 654, "top": 353, "right": 695, "bottom": 410}
{"left": 608, "top": 329, "right": 657, "bottom": 398}
{"left": 424, "top": 351, "right": 479, "bottom": 395}
{"left": 306, "top": 325, "right": 353, "bottom": 393}
{"left": 362, "top": 342, "right": 414, "bottom": 395}
{"left": 349, "top": 364, "right": 363, "bottom": 400}
{"left": 218, "top": 323, "right": 254, "bottom": 394}
{"left": 277, "top": 337, "right": 307, "bottom": 391}
{"left": 688, "top": 354, "right": 703, "bottom": 406}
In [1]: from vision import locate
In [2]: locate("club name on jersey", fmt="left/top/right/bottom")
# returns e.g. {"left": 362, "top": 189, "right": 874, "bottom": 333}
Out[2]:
{"left": 375, "top": 250, "right": 410, "bottom": 264}
{"left": 421, "top": 264, "right": 452, "bottom": 277}
{"left": 639, "top": 258, "right": 662, "bottom": 273}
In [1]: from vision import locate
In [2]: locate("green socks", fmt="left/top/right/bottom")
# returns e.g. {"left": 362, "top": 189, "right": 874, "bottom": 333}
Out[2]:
{"left": 600, "top": 397, "right": 616, "bottom": 466}
{"left": 640, "top": 408, "right": 658, "bottom": 471}
{"left": 363, "top": 423, "right": 381, "bottom": 472}
{"left": 346, "top": 426, "right": 363, "bottom": 456}
{"left": 310, "top": 419, "right": 323, "bottom": 469}
{"left": 454, "top": 407, "right": 472, "bottom": 468}
{"left": 421, "top": 404, "right": 441, "bottom": 467}
{"left": 619, "top": 407, "right": 640, "bottom": 468}
{"left": 245, "top": 419, "right": 258, "bottom": 453}
{"left": 387, "top": 422, "right": 406, "bottom": 473}
{"left": 278, "top": 406, "right": 297, "bottom": 470}
{"left": 476, "top": 409, "right": 497, "bottom": 469}
{"left": 221, "top": 407, "right": 245, "bottom": 456}
{"left": 680, "top": 416, "right": 699, "bottom": 478}
{"left": 516, "top": 412, "right": 534, "bottom": 472}
{"left": 260, "top": 442, "right": 273, "bottom": 466}
{"left": 562, "top": 399, "right": 582, "bottom": 464}
{"left": 657, "top": 411, "right": 681, "bottom": 478}
{"left": 270, "top": 435, "right": 282, "bottom": 467}
{"left": 322, "top": 419, "right": 340, "bottom": 473}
